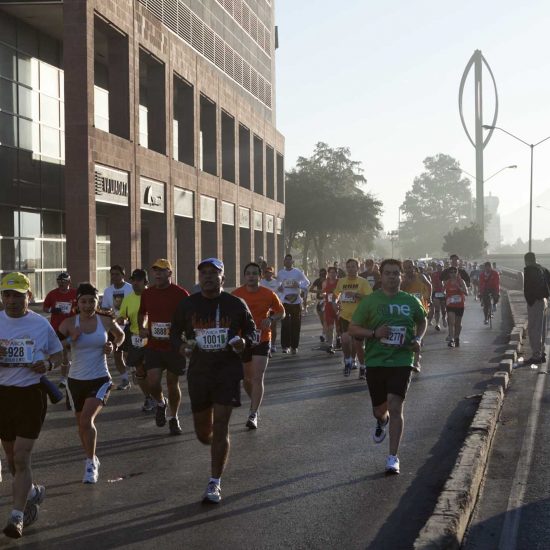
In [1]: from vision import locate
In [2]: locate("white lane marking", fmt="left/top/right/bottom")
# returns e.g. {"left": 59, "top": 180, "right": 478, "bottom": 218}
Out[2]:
{"left": 498, "top": 322, "right": 549, "bottom": 550}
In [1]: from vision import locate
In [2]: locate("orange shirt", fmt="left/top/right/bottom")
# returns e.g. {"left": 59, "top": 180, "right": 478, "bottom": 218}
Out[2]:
{"left": 232, "top": 285, "right": 284, "bottom": 343}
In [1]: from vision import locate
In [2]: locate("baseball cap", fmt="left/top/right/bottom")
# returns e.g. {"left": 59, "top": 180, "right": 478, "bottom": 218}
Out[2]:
{"left": 264, "top": 266, "right": 274, "bottom": 273}
{"left": 151, "top": 259, "right": 172, "bottom": 270}
{"left": 198, "top": 258, "right": 224, "bottom": 272}
{"left": 130, "top": 269, "right": 147, "bottom": 281}
{"left": 0, "top": 272, "right": 31, "bottom": 294}
{"left": 57, "top": 271, "right": 70, "bottom": 280}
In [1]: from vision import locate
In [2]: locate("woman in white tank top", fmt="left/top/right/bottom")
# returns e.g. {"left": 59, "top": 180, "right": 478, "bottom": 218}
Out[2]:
{"left": 59, "top": 283, "right": 124, "bottom": 484}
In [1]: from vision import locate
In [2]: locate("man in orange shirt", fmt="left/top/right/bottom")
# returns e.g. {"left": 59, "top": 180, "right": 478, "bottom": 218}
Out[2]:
{"left": 233, "top": 262, "right": 285, "bottom": 429}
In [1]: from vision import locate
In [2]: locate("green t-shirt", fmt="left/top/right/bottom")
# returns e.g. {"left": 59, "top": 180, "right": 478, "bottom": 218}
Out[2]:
{"left": 351, "top": 290, "right": 427, "bottom": 367}
{"left": 119, "top": 291, "right": 142, "bottom": 335}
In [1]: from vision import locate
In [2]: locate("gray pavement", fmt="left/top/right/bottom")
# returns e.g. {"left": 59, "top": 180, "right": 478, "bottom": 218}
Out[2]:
{"left": 0, "top": 298, "right": 511, "bottom": 549}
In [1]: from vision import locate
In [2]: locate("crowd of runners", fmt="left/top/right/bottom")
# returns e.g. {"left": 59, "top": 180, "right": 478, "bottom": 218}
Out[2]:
{"left": 0, "top": 250, "right": 527, "bottom": 539}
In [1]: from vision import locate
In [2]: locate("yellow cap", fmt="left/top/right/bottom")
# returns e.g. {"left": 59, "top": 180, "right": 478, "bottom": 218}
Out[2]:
{"left": 151, "top": 258, "right": 172, "bottom": 270}
{"left": 0, "top": 272, "right": 31, "bottom": 294}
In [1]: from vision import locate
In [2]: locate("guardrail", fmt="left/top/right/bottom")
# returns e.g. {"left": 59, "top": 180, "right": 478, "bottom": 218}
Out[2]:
{"left": 500, "top": 267, "right": 524, "bottom": 291}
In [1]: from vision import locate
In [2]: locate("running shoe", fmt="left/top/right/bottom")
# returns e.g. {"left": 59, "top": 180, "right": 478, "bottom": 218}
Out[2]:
{"left": 373, "top": 416, "right": 389, "bottom": 443}
{"left": 359, "top": 365, "right": 366, "bottom": 379}
{"left": 83, "top": 457, "right": 100, "bottom": 484}
{"left": 484, "top": 319, "right": 489, "bottom": 325}
{"left": 434, "top": 325, "right": 441, "bottom": 332}
{"left": 385, "top": 455, "right": 400, "bottom": 475}
{"left": 203, "top": 481, "right": 222, "bottom": 504}
{"left": 455, "top": 338, "right": 460, "bottom": 347}
{"left": 3, "top": 513, "right": 24, "bottom": 539}
{"left": 27, "top": 484, "right": 45, "bottom": 507}
{"left": 344, "top": 360, "right": 351, "bottom": 377}
{"left": 117, "top": 378, "right": 131, "bottom": 391}
{"left": 270, "top": 345, "right": 277, "bottom": 353}
{"left": 335, "top": 337, "right": 342, "bottom": 350}
{"left": 23, "top": 501, "right": 40, "bottom": 528}
{"left": 58, "top": 378, "right": 67, "bottom": 389}
{"left": 412, "top": 363, "right": 421, "bottom": 373}
{"left": 169, "top": 417, "right": 183, "bottom": 436}
{"left": 142, "top": 395, "right": 155, "bottom": 412}
{"left": 448, "top": 340, "right": 455, "bottom": 348}
{"left": 246, "top": 412, "right": 258, "bottom": 429}
{"left": 282, "top": 348, "right": 290, "bottom": 354}
{"left": 320, "top": 335, "right": 326, "bottom": 343}
{"left": 351, "top": 359, "right": 358, "bottom": 370}
{"left": 291, "top": 348, "right": 298, "bottom": 355}
{"left": 155, "top": 398, "right": 167, "bottom": 427}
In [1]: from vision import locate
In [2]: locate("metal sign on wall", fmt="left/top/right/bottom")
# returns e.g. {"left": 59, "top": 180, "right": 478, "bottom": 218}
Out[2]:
{"left": 140, "top": 177, "right": 165, "bottom": 213}
{"left": 266, "top": 214, "right": 274, "bottom": 233}
{"left": 94, "top": 164, "right": 129, "bottom": 206}
{"left": 253, "top": 211, "right": 263, "bottom": 231}
{"left": 221, "top": 201, "right": 235, "bottom": 226}
{"left": 239, "top": 207, "right": 250, "bottom": 228}
{"left": 174, "top": 188, "right": 194, "bottom": 218}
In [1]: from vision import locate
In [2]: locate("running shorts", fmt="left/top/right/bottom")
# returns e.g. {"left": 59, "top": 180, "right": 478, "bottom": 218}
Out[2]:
{"left": 241, "top": 341, "right": 270, "bottom": 363}
{"left": 324, "top": 305, "right": 337, "bottom": 324}
{"left": 365, "top": 366, "right": 413, "bottom": 407}
{"left": 67, "top": 377, "right": 112, "bottom": 413}
{"left": 447, "top": 307, "right": 465, "bottom": 318}
{"left": 126, "top": 339, "right": 146, "bottom": 368}
{"left": 144, "top": 348, "right": 186, "bottom": 376}
{"left": 0, "top": 384, "right": 47, "bottom": 441}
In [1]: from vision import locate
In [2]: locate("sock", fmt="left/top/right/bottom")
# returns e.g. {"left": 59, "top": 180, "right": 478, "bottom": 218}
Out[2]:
{"left": 27, "top": 484, "right": 37, "bottom": 500}
{"left": 121, "top": 373, "right": 129, "bottom": 382}
{"left": 167, "top": 415, "right": 176, "bottom": 421}
{"left": 209, "top": 477, "right": 221, "bottom": 486}
{"left": 10, "top": 510, "right": 24, "bottom": 522}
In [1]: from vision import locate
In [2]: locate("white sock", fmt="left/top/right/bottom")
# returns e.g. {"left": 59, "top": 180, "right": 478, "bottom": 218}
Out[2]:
{"left": 167, "top": 415, "right": 177, "bottom": 421}
{"left": 209, "top": 477, "right": 221, "bottom": 486}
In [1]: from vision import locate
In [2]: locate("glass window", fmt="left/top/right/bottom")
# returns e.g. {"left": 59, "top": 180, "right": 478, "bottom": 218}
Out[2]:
{"left": 0, "top": 78, "right": 16, "bottom": 113}
{"left": 0, "top": 111, "right": 17, "bottom": 146}
{"left": 43, "top": 270, "right": 59, "bottom": 294}
{"left": 0, "top": 239, "right": 17, "bottom": 271}
{"left": 43, "top": 210, "right": 62, "bottom": 238}
{"left": 40, "top": 94, "right": 59, "bottom": 127}
{"left": 24, "top": 271, "right": 41, "bottom": 301}
{"left": 20, "top": 238, "right": 41, "bottom": 270}
{"left": 17, "top": 24, "right": 38, "bottom": 57}
{"left": 42, "top": 240, "right": 63, "bottom": 269}
{"left": 0, "top": 17, "right": 16, "bottom": 47}
{"left": 0, "top": 207, "right": 18, "bottom": 237}
{"left": 96, "top": 269, "right": 110, "bottom": 292}
{"left": 40, "top": 125, "right": 60, "bottom": 158}
{"left": 38, "top": 61, "right": 59, "bottom": 98}
{"left": 20, "top": 210, "right": 40, "bottom": 237}
{"left": 96, "top": 216, "right": 109, "bottom": 240}
{"left": 17, "top": 53, "right": 38, "bottom": 88}
{"left": 18, "top": 84, "right": 38, "bottom": 120}
{"left": 18, "top": 118, "right": 36, "bottom": 151}
{"left": 0, "top": 44, "right": 16, "bottom": 80}
{"left": 139, "top": 104, "right": 148, "bottom": 147}
{"left": 96, "top": 241, "right": 111, "bottom": 267}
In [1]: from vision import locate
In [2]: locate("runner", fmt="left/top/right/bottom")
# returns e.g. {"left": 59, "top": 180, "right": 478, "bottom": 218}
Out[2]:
{"left": 43, "top": 272, "right": 77, "bottom": 388}
{"left": 427, "top": 262, "right": 447, "bottom": 331}
{"left": 349, "top": 259, "right": 427, "bottom": 475}
{"left": 58, "top": 283, "right": 124, "bottom": 484}
{"left": 260, "top": 266, "right": 281, "bottom": 353}
{"left": 277, "top": 254, "right": 310, "bottom": 354}
{"left": 309, "top": 268, "right": 328, "bottom": 343}
{"left": 360, "top": 259, "right": 381, "bottom": 290}
{"left": 469, "top": 262, "right": 480, "bottom": 300}
{"left": 441, "top": 254, "right": 471, "bottom": 287}
{"left": 138, "top": 259, "right": 189, "bottom": 435}
{"left": 322, "top": 266, "right": 339, "bottom": 352}
{"left": 444, "top": 267, "right": 468, "bottom": 347}
{"left": 478, "top": 261, "right": 500, "bottom": 324}
{"left": 101, "top": 265, "right": 133, "bottom": 391}
{"left": 0, "top": 273, "right": 63, "bottom": 538}
{"left": 171, "top": 258, "right": 256, "bottom": 503}
{"left": 233, "top": 262, "right": 285, "bottom": 429}
{"left": 333, "top": 259, "right": 372, "bottom": 378}
{"left": 117, "top": 269, "right": 154, "bottom": 411}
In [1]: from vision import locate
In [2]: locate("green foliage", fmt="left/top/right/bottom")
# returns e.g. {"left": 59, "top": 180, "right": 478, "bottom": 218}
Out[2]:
{"left": 400, "top": 154, "right": 473, "bottom": 257}
{"left": 285, "top": 142, "right": 382, "bottom": 266}
{"left": 442, "top": 223, "right": 488, "bottom": 258}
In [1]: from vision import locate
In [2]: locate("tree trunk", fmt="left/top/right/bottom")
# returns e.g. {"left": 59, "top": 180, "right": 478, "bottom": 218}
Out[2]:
{"left": 302, "top": 233, "right": 311, "bottom": 274}
{"left": 313, "top": 233, "right": 327, "bottom": 267}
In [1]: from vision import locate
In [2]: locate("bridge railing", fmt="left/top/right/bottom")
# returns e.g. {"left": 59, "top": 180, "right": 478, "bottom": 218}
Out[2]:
{"left": 499, "top": 267, "right": 524, "bottom": 291}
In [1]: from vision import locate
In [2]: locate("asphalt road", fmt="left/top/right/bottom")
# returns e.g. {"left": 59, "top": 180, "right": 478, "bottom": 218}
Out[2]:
{"left": 0, "top": 298, "right": 511, "bottom": 550}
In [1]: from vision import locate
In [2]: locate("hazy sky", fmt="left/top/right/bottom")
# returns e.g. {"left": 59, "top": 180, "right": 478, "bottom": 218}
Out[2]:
{"left": 275, "top": 0, "right": 550, "bottom": 243}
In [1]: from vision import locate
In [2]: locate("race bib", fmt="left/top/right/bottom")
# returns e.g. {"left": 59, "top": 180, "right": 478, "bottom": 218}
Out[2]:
{"left": 131, "top": 335, "right": 145, "bottom": 348}
{"left": 251, "top": 330, "right": 261, "bottom": 346}
{"left": 434, "top": 292, "right": 444, "bottom": 298}
{"left": 447, "top": 295, "right": 462, "bottom": 305}
{"left": 326, "top": 293, "right": 334, "bottom": 302}
{"left": 0, "top": 339, "right": 34, "bottom": 364}
{"left": 55, "top": 301, "right": 72, "bottom": 314}
{"left": 195, "top": 328, "right": 229, "bottom": 351}
{"left": 380, "top": 326, "right": 406, "bottom": 347}
{"left": 340, "top": 292, "right": 356, "bottom": 303}
{"left": 151, "top": 322, "right": 171, "bottom": 340}
{"left": 285, "top": 293, "right": 299, "bottom": 303}
{"left": 367, "top": 276, "right": 375, "bottom": 287}
{"left": 283, "top": 279, "right": 298, "bottom": 288}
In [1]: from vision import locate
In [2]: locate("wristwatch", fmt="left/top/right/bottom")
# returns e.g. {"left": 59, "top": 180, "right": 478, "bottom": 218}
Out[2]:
{"left": 411, "top": 336, "right": 422, "bottom": 344}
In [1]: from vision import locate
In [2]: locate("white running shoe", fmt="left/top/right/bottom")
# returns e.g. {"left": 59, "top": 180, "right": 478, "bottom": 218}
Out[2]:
{"left": 246, "top": 412, "right": 258, "bottom": 429}
{"left": 203, "top": 481, "right": 221, "bottom": 503}
{"left": 373, "top": 416, "right": 389, "bottom": 443}
{"left": 385, "top": 455, "right": 400, "bottom": 475}
{"left": 83, "top": 456, "right": 100, "bottom": 484}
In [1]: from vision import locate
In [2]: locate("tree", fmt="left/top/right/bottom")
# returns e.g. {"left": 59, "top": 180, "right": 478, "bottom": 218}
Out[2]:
{"left": 400, "top": 154, "right": 473, "bottom": 257}
{"left": 285, "top": 143, "right": 382, "bottom": 266}
{"left": 442, "top": 223, "right": 488, "bottom": 258}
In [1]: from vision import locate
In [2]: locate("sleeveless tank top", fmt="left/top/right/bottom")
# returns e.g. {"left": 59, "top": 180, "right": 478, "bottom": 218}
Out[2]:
{"left": 445, "top": 280, "right": 465, "bottom": 308}
{"left": 69, "top": 314, "right": 110, "bottom": 380}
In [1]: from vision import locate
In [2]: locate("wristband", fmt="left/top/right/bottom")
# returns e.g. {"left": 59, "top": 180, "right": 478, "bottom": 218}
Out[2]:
{"left": 411, "top": 336, "right": 422, "bottom": 344}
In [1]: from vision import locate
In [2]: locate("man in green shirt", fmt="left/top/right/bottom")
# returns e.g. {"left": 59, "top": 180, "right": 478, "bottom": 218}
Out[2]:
{"left": 349, "top": 259, "right": 427, "bottom": 475}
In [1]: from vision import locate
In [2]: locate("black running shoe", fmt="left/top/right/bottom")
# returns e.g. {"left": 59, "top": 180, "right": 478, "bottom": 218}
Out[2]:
{"left": 168, "top": 417, "right": 182, "bottom": 435}
{"left": 155, "top": 399, "right": 167, "bottom": 427}
{"left": 455, "top": 338, "right": 460, "bottom": 347}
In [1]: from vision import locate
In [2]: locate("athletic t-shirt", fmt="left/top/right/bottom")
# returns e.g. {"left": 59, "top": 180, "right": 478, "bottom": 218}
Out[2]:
{"left": 119, "top": 292, "right": 142, "bottom": 335}
{"left": 334, "top": 276, "right": 372, "bottom": 321}
{"left": 351, "top": 290, "right": 427, "bottom": 367}
{"left": 171, "top": 291, "right": 256, "bottom": 368}
{"left": 359, "top": 270, "right": 381, "bottom": 289}
{"left": 43, "top": 287, "right": 77, "bottom": 331}
{"left": 401, "top": 274, "right": 431, "bottom": 309}
{"left": 276, "top": 268, "right": 310, "bottom": 305}
{"left": 0, "top": 310, "right": 63, "bottom": 387}
{"left": 232, "top": 285, "right": 284, "bottom": 344}
{"left": 101, "top": 282, "right": 133, "bottom": 316}
{"left": 139, "top": 284, "right": 189, "bottom": 351}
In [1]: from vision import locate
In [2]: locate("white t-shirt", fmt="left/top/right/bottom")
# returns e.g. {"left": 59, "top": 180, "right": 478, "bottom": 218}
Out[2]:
{"left": 260, "top": 277, "right": 281, "bottom": 298}
{"left": 101, "top": 282, "right": 133, "bottom": 315}
{"left": 0, "top": 310, "right": 63, "bottom": 387}
{"left": 276, "top": 268, "right": 310, "bottom": 305}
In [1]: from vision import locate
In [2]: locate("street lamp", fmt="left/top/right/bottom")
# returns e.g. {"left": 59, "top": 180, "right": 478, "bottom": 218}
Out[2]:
{"left": 387, "top": 230, "right": 399, "bottom": 258}
{"left": 483, "top": 125, "right": 550, "bottom": 251}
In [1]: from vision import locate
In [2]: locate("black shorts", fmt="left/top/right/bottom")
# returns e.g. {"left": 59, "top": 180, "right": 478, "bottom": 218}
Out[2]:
{"left": 187, "top": 360, "right": 243, "bottom": 413}
{"left": 316, "top": 301, "right": 324, "bottom": 314}
{"left": 0, "top": 384, "right": 47, "bottom": 441}
{"left": 365, "top": 366, "right": 413, "bottom": 407}
{"left": 339, "top": 318, "right": 351, "bottom": 333}
{"left": 144, "top": 348, "right": 186, "bottom": 376}
{"left": 67, "top": 377, "right": 112, "bottom": 413}
{"left": 431, "top": 293, "right": 446, "bottom": 303}
{"left": 126, "top": 338, "right": 146, "bottom": 367}
{"left": 447, "top": 307, "right": 465, "bottom": 318}
{"left": 241, "top": 341, "right": 270, "bottom": 363}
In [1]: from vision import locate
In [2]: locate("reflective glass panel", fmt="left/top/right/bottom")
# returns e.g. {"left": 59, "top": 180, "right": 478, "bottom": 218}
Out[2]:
{"left": 0, "top": 78, "right": 16, "bottom": 113}
{"left": 0, "top": 239, "right": 17, "bottom": 271}
{"left": 42, "top": 240, "right": 63, "bottom": 269}
{"left": 19, "top": 238, "right": 41, "bottom": 270}
{"left": 0, "top": 112, "right": 17, "bottom": 146}
{"left": 40, "top": 125, "right": 60, "bottom": 158}
{"left": 40, "top": 94, "right": 59, "bottom": 127}
{"left": 20, "top": 211, "right": 40, "bottom": 237}
{"left": 38, "top": 61, "right": 59, "bottom": 97}
{"left": 0, "top": 44, "right": 16, "bottom": 80}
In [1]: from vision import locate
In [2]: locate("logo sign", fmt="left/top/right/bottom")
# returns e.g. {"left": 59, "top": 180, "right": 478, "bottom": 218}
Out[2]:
{"left": 140, "top": 177, "right": 165, "bottom": 213}
{"left": 174, "top": 187, "right": 193, "bottom": 218}
{"left": 94, "top": 164, "right": 129, "bottom": 206}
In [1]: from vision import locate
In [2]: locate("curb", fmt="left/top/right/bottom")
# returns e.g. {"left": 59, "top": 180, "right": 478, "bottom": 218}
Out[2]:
{"left": 414, "top": 290, "right": 525, "bottom": 549}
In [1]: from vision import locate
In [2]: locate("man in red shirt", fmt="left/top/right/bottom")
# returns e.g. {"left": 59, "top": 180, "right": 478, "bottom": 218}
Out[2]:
{"left": 233, "top": 262, "right": 285, "bottom": 429}
{"left": 43, "top": 272, "right": 77, "bottom": 388}
{"left": 138, "top": 259, "right": 189, "bottom": 435}
{"left": 479, "top": 261, "right": 500, "bottom": 324}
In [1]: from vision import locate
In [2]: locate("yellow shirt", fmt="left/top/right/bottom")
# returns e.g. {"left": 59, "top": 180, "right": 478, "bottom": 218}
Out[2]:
{"left": 401, "top": 274, "right": 431, "bottom": 309}
{"left": 334, "top": 276, "right": 372, "bottom": 321}
{"left": 119, "top": 292, "right": 142, "bottom": 335}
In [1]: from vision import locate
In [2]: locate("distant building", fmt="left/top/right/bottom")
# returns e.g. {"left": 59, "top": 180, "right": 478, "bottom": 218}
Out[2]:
{"left": 0, "top": 0, "right": 284, "bottom": 298}
{"left": 485, "top": 193, "right": 501, "bottom": 252}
